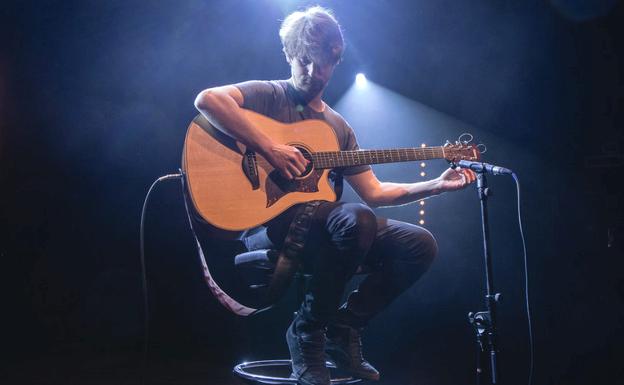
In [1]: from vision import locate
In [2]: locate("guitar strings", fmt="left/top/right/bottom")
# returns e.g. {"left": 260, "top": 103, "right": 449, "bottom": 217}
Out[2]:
{"left": 252, "top": 147, "right": 461, "bottom": 169}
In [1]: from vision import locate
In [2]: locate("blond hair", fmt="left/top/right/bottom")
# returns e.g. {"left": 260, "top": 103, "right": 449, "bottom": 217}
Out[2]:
{"left": 279, "top": 6, "right": 344, "bottom": 65}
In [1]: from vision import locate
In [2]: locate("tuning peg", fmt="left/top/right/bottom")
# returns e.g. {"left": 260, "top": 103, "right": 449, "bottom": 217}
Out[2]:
{"left": 458, "top": 133, "right": 473, "bottom": 145}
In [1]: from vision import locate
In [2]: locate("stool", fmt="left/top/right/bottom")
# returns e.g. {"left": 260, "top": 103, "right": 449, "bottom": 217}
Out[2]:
{"left": 232, "top": 249, "right": 362, "bottom": 385}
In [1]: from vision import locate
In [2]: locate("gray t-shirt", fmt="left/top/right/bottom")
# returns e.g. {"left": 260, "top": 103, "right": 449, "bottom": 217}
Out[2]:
{"left": 234, "top": 79, "right": 370, "bottom": 176}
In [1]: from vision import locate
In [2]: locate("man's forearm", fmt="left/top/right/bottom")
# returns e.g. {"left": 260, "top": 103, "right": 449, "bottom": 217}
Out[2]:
{"left": 194, "top": 90, "right": 274, "bottom": 156}
{"left": 372, "top": 179, "right": 445, "bottom": 207}
{"left": 194, "top": 89, "right": 309, "bottom": 179}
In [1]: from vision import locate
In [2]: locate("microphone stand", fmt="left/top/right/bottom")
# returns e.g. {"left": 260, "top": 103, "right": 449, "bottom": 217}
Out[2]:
{"left": 467, "top": 171, "right": 501, "bottom": 385}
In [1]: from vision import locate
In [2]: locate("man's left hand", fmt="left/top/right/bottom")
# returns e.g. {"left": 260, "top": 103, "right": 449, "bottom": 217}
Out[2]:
{"left": 436, "top": 167, "right": 477, "bottom": 192}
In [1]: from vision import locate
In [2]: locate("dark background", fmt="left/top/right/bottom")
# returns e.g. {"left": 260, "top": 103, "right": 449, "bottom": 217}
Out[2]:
{"left": 1, "top": 1, "right": 623, "bottom": 384}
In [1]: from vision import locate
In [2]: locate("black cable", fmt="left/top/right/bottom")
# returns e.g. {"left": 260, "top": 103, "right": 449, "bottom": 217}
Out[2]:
{"left": 512, "top": 172, "right": 534, "bottom": 385}
{"left": 139, "top": 173, "right": 183, "bottom": 385}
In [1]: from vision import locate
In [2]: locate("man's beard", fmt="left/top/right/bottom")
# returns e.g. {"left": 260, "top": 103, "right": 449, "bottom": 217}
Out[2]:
{"left": 297, "top": 77, "right": 324, "bottom": 100}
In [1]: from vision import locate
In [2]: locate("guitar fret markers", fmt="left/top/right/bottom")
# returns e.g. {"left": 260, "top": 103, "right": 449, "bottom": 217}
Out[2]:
{"left": 310, "top": 148, "right": 445, "bottom": 169}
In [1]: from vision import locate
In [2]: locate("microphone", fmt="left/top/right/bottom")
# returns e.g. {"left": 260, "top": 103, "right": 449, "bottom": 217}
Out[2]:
{"left": 457, "top": 160, "right": 513, "bottom": 175}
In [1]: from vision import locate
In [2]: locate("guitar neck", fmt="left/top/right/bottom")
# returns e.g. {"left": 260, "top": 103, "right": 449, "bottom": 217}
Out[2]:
{"left": 309, "top": 147, "right": 446, "bottom": 169}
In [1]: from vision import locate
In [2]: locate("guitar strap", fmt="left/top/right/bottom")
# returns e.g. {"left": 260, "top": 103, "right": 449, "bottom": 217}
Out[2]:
{"left": 266, "top": 199, "right": 323, "bottom": 304}
{"left": 181, "top": 171, "right": 326, "bottom": 315}
{"left": 181, "top": 174, "right": 258, "bottom": 316}
{"left": 266, "top": 170, "right": 344, "bottom": 303}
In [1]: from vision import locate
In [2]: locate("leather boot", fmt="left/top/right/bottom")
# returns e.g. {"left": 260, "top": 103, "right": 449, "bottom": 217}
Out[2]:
{"left": 325, "top": 322, "right": 380, "bottom": 381}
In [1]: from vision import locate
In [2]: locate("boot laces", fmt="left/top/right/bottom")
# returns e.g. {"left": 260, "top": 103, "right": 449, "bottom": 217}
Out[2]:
{"left": 299, "top": 330, "right": 327, "bottom": 368}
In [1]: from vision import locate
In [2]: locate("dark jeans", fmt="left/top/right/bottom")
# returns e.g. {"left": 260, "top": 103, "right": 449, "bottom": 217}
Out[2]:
{"left": 245, "top": 201, "right": 438, "bottom": 328}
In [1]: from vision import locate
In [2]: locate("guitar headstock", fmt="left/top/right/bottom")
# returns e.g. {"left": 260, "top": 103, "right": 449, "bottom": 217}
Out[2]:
{"left": 442, "top": 142, "right": 481, "bottom": 163}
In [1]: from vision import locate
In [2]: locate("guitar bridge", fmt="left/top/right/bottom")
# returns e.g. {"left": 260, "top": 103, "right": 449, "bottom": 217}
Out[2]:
{"left": 242, "top": 150, "right": 260, "bottom": 190}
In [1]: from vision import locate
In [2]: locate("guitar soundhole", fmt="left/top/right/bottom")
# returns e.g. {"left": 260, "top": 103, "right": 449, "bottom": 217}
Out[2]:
{"left": 294, "top": 146, "right": 314, "bottom": 178}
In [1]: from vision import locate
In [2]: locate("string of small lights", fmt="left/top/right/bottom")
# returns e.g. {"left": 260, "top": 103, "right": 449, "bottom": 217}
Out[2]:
{"left": 418, "top": 143, "right": 426, "bottom": 225}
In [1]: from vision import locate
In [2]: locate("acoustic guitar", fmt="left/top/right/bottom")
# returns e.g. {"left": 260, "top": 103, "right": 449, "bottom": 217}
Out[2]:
{"left": 182, "top": 109, "right": 480, "bottom": 231}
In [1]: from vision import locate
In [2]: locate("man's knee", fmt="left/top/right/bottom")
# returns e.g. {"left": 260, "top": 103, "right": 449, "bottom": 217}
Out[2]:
{"left": 385, "top": 224, "right": 438, "bottom": 287}
{"left": 417, "top": 227, "right": 438, "bottom": 267}
{"left": 348, "top": 203, "right": 377, "bottom": 238}
{"left": 327, "top": 203, "right": 377, "bottom": 253}
{"left": 389, "top": 222, "right": 438, "bottom": 268}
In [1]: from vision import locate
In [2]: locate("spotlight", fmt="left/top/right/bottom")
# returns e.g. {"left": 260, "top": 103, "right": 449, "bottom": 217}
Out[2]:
{"left": 355, "top": 73, "right": 367, "bottom": 87}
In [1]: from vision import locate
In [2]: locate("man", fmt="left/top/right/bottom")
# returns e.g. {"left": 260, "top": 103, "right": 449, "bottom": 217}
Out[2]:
{"left": 194, "top": 6, "right": 475, "bottom": 385}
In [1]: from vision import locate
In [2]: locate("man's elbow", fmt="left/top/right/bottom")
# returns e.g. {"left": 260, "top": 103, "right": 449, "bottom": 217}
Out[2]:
{"left": 362, "top": 194, "right": 385, "bottom": 208}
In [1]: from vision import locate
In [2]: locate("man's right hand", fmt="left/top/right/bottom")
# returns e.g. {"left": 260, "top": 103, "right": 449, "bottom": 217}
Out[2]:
{"left": 264, "top": 144, "right": 309, "bottom": 180}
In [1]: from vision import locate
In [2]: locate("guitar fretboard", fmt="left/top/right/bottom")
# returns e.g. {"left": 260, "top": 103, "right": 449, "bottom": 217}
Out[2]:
{"left": 306, "top": 147, "right": 445, "bottom": 169}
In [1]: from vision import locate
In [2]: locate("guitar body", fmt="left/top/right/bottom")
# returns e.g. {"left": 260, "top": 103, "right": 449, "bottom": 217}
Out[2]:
{"left": 182, "top": 110, "right": 339, "bottom": 231}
